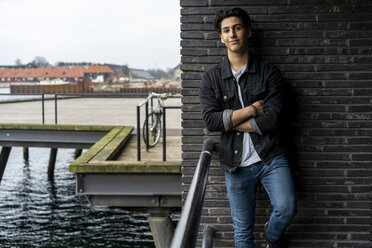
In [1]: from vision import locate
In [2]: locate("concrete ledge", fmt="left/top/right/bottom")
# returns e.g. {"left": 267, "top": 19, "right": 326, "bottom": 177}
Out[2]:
{"left": 0, "top": 123, "right": 116, "bottom": 131}
{"left": 71, "top": 161, "right": 181, "bottom": 173}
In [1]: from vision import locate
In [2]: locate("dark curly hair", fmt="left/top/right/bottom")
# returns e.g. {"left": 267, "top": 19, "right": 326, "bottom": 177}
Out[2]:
{"left": 213, "top": 7, "right": 252, "bottom": 33}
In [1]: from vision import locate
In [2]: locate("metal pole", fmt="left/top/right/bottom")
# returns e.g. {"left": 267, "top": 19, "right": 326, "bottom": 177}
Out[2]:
{"left": 42, "top": 94, "right": 45, "bottom": 124}
{"left": 0, "top": 147, "right": 12, "bottom": 184}
{"left": 48, "top": 148, "right": 57, "bottom": 177}
{"left": 137, "top": 105, "right": 141, "bottom": 161}
{"left": 54, "top": 94, "right": 58, "bottom": 124}
{"left": 163, "top": 107, "right": 166, "bottom": 161}
{"left": 145, "top": 101, "right": 149, "bottom": 151}
{"left": 202, "top": 225, "right": 214, "bottom": 248}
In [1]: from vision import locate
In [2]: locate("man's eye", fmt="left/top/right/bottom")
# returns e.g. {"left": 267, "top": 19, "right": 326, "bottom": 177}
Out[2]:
{"left": 223, "top": 29, "right": 229, "bottom": 33}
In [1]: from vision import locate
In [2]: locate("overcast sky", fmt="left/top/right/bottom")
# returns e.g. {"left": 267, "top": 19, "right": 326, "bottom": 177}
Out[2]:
{"left": 0, "top": 0, "right": 180, "bottom": 70}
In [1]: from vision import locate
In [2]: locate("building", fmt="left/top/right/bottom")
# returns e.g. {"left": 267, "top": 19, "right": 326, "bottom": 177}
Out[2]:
{"left": 0, "top": 65, "right": 114, "bottom": 83}
{"left": 129, "top": 68, "right": 155, "bottom": 81}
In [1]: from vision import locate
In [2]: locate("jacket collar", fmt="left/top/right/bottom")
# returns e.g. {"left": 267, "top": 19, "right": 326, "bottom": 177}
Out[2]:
{"left": 221, "top": 51, "right": 257, "bottom": 79}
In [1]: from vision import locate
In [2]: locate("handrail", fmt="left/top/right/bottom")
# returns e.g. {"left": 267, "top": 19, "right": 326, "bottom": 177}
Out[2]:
{"left": 170, "top": 139, "right": 214, "bottom": 248}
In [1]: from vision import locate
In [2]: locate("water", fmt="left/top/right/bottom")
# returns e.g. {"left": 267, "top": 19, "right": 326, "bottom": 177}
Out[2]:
{"left": 0, "top": 88, "right": 41, "bottom": 102}
{"left": 0, "top": 147, "right": 155, "bottom": 247}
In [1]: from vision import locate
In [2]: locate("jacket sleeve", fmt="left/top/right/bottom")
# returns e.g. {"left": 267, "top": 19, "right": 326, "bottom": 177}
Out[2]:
{"left": 199, "top": 72, "right": 233, "bottom": 132}
{"left": 253, "top": 67, "right": 286, "bottom": 134}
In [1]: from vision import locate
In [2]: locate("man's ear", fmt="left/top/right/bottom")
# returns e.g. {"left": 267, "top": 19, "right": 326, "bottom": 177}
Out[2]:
{"left": 247, "top": 28, "right": 252, "bottom": 38}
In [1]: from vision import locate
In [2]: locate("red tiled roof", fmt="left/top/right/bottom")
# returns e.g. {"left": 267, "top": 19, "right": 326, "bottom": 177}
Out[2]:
{"left": 0, "top": 65, "right": 113, "bottom": 80}
{"left": 64, "top": 67, "right": 85, "bottom": 78}
{"left": 85, "top": 65, "right": 113, "bottom": 74}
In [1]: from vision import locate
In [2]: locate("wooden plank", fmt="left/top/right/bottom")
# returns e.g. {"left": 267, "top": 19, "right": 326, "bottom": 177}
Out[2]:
{"left": 69, "top": 127, "right": 123, "bottom": 168}
{"left": 117, "top": 135, "right": 182, "bottom": 162}
{"left": 90, "top": 126, "right": 134, "bottom": 163}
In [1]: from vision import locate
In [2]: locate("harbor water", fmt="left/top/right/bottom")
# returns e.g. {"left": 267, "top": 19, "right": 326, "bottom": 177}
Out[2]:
{"left": 0, "top": 87, "right": 39, "bottom": 102}
{"left": 0, "top": 147, "right": 155, "bottom": 247}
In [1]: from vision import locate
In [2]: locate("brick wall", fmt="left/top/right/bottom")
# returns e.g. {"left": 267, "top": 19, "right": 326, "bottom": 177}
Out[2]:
{"left": 180, "top": 1, "right": 372, "bottom": 247}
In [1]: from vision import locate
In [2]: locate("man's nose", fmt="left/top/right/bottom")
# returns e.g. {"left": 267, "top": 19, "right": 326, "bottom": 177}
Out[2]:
{"left": 229, "top": 29, "right": 236, "bottom": 37}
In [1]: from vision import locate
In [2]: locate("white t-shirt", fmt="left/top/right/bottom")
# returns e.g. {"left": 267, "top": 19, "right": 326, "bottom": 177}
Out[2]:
{"left": 231, "top": 65, "right": 261, "bottom": 167}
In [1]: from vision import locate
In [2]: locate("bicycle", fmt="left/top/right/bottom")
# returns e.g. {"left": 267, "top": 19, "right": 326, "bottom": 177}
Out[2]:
{"left": 142, "top": 92, "right": 169, "bottom": 148}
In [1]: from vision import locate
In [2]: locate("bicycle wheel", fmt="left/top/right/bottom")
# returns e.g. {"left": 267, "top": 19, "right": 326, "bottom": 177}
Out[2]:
{"left": 142, "top": 112, "right": 161, "bottom": 147}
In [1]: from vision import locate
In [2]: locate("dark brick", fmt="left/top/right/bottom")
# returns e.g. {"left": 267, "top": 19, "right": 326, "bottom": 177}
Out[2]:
{"left": 181, "top": 80, "right": 199, "bottom": 88}
{"left": 352, "top": 154, "right": 372, "bottom": 161}
{"left": 349, "top": 105, "right": 372, "bottom": 112}
{"left": 348, "top": 137, "right": 372, "bottom": 144}
{"left": 181, "top": 31, "right": 203, "bottom": 39}
{"left": 182, "top": 104, "right": 201, "bottom": 112}
{"left": 349, "top": 38, "right": 372, "bottom": 46}
{"left": 205, "top": 32, "right": 221, "bottom": 40}
{"left": 181, "top": 73, "right": 202, "bottom": 80}
{"left": 354, "top": 89, "right": 372, "bottom": 96}
{"left": 350, "top": 73, "right": 372, "bottom": 80}
{"left": 181, "top": 40, "right": 217, "bottom": 47}
{"left": 182, "top": 120, "right": 205, "bottom": 128}
{"left": 211, "top": 0, "right": 289, "bottom": 5}
{"left": 180, "top": 0, "right": 207, "bottom": 7}
{"left": 317, "top": 64, "right": 372, "bottom": 72}
{"left": 347, "top": 217, "right": 372, "bottom": 224}
{"left": 295, "top": 88, "right": 352, "bottom": 96}
{"left": 317, "top": 13, "right": 371, "bottom": 22}
{"left": 181, "top": 64, "right": 204, "bottom": 72}
{"left": 323, "top": 145, "right": 371, "bottom": 153}
{"left": 255, "top": 14, "right": 316, "bottom": 22}
{"left": 181, "top": 48, "right": 207, "bottom": 56}
{"left": 181, "top": 23, "right": 213, "bottom": 31}
{"left": 181, "top": 56, "right": 222, "bottom": 64}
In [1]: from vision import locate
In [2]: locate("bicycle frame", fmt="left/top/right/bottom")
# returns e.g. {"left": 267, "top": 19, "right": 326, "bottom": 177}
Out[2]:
{"left": 143, "top": 92, "right": 169, "bottom": 149}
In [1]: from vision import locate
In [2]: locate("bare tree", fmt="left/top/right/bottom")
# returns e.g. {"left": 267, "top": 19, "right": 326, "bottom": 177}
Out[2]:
{"left": 15, "top": 59, "right": 22, "bottom": 66}
{"left": 31, "top": 56, "right": 51, "bottom": 67}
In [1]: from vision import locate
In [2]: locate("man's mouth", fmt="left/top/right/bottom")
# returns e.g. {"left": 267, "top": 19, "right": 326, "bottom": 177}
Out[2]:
{"left": 229, "top": 39, "right": 239, "bottom": 44}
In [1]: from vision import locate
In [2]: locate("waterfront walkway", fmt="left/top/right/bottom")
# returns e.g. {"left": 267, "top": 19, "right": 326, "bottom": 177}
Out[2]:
{"left": 0, "top": 97, "right": 182, "bottom": 162}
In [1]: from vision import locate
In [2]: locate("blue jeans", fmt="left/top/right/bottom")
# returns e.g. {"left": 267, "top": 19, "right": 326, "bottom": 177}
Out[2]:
{"left": 225, "top": 154, "right": 297, "bottom": 248}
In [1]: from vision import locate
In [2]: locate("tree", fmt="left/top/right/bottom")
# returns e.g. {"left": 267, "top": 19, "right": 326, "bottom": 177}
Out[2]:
{"left": 15, "top": 59, "right": 22, "bottom": 66}
{"left": 122, "top": 64, "right": 130, "bottom": 75}
{"left": 31, "top": 56, "right": 51, "bottom": 67}
{"left": 146, "top": 68, "right": 168, "bottom": 79}
{"left": 55, "top": 61, "right": 65, "bottom": 67}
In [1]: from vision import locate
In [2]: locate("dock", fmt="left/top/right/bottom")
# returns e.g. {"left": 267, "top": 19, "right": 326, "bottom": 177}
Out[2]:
{"left": 0, "top": 96, "right": 182, "bottom": 247}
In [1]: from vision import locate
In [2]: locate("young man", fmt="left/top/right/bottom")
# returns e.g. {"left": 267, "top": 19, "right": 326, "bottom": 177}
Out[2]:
{"left": 199, "top": 8, "right": 297, "bottom": 248}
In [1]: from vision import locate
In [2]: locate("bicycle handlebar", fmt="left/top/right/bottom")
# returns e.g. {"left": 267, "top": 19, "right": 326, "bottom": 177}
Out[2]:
{"left": 149, "top": 92, "right": 169, "bottom": 99}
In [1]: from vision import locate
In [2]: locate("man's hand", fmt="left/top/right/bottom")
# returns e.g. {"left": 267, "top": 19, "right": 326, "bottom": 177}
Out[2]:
{"left": 232, "top": 100, "right": 264, "bottom": 133}
{"left": 231, "top": 100, "right": 264, "bottom": 127}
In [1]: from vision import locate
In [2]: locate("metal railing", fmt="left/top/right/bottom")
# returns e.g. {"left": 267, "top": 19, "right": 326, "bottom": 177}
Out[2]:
{"left": 1, "top": 92, "right": 181, "bottom": 161}
{"left": 170, "top": 139, "right": 215, "bottom": 248}
{"left": 1, "top": 92, "right": 149, "bottom": 124}
{"left": 136, "top": 93, "right": 181, "bottom": 161}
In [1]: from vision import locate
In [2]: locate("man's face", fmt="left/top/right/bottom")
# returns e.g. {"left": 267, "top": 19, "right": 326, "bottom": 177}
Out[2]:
{"left": 220, "top": 16, "right": 251, "bottom": 54}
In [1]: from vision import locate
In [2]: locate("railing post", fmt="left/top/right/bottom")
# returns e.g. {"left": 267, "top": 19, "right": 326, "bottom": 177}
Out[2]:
{"left": 42, "top": 94, "right": 45, "bottom": 124}
{"left": 145, "top": 101, "right": 149, "bottom": 151}
{"left": 162, "top": 106, "right": 166, "bottom": 161}
{"left": 202, "top": 225, "right": 214, "bottom": 248}
{"left": 0, "top": 147, "right": 12, "bottom": 184}
{"left": 54, "top": 94, "right": 58, "bottom": 124}
{"left": 137, "top": 105, "right": 141, "bottom": 161}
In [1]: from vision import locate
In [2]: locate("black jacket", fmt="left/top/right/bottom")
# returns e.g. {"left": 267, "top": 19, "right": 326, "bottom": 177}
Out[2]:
{"left": 199, "top": 53, "right": 287, "bottom": 172}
